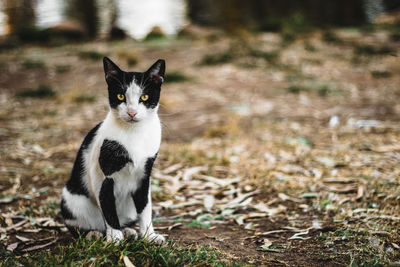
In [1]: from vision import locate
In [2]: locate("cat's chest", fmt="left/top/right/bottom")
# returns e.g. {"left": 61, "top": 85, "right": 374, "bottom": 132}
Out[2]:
{"left": 98, "top": 120, "right": 160, "bottom": 171}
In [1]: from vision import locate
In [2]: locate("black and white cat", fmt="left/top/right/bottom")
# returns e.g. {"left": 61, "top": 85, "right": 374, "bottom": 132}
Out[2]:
{"left": 60, "top": 57, "right": 165, "bottom": 243}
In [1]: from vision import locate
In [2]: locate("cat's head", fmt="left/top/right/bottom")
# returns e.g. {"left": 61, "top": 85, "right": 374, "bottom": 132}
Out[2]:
{"left": 103, "top": 57, "right": 165, "bottom": 124}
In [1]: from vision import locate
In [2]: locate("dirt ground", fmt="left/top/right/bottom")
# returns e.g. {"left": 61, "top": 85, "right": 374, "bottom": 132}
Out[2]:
{"left": 1, "top": 27, "right": 400, "bottom": 266}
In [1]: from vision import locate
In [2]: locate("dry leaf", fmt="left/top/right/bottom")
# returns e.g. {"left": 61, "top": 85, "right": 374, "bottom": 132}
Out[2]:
{"left": 355, "top": 184, "right": 365, "bottom": 200}
{"left": 203, "top": 195, "right": 215, "bottom": 211}
{"left": 183, "top": 166, "right": 207, "bottom": 181}
{"left": 2, "top": 219, "right": 29, "bottom": 233}
{"left": 322, "top": 177, "right": 359, "bottom": 184}
{"left": 7, "top": 242, "right": 19, "bottom": 252}
{"left": 278, "top": 193, "right": 302, "bottom": 203}
{"left": 16, "top": 235, "right": 32, "bottom": 242}
{"left": 288, "top": 231, "right": 311, "bottom": 240}
{"left": 252, "top": 203, "right": 287, "bottom": 216}
{"left": 162, "top": 163, "right": 183, "bottom": 174}
{"left": 198, "top": 175, "right": 241, "bottom": 187}
{"left": 262, "top": 238, "right": 272, "bottom": 248}
{"left": 21, "top": 238, "right": 58, "bottom": 252}
{"left": 123, "top": 256, "right": 136, "bottom": 267}
{"left": 0, "top": 234, "right": 6, "bottom": 241}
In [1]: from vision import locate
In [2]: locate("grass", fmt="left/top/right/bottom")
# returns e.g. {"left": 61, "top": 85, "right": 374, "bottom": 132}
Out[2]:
{"left": 22, "top": 59, "right": 46, "bottom": 70}
{"left": 116, "top": 51, "right": 139, "bottom": 67}
{"left": 78, "top": 50, "right": 106, "bottom": 61}
{"left": 16, "top": 85, "right": 56, "bottom": 98}
{"left": 286, "top": 83, "right": 339, "bottom": 96}
{"left": 248, "top": 49, "right": 280, "bottom": 64}
{"left": 200, "top": 51, "right": 235, "bottom": 66}
{"left": 370, "top": 70, "right": 392, "bottom": 79}
{"left": 322, "top": 30, "right": 342, "bottom": 44}
{"left": 1, "top": 237, "right": 233, "bottom": 267}
{"left": 165, "top": 71, "right": 191, "bottom": 83}
{"left": 73, "top": 94, "right": 96, "bottom": 103}
{"left": 54, "top": 65, "right": 71, "bottom": 73}
{"left": 200, "top": 42, "right": 280, "bottom": 66}
{"left": 354, "top": 44, "right": 395, "bottom": 56}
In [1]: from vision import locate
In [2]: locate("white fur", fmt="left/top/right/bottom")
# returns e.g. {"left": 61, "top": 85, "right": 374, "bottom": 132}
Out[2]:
{"left": 62, "top": 80, "right": 163, "bottom": 242}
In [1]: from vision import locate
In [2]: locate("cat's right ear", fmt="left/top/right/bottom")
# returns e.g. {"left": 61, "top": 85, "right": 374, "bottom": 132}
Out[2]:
{"left": 103, "top": 57, "right": 122, "bottom": 82}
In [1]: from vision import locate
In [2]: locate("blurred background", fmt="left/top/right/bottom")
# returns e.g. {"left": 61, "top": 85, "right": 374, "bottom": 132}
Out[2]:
{"left": 1, "top": 1, "right": 400, "bottom": 265}
{"left": 0, "top": 0, "right": 400, "bottom": 42}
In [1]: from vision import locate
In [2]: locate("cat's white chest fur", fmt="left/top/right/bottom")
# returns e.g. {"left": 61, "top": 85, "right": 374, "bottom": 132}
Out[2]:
{"left": 87, "top": 111, "right": 161, "bottom": 200}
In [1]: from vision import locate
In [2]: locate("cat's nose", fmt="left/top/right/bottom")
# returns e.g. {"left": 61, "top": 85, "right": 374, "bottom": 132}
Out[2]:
{"left": 127, "top": 111, "right": 137, "bottom": 118}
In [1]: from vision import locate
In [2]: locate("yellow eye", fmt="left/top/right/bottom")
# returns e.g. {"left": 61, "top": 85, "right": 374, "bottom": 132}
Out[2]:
{"left": 117, "top": 94, "right": 125, "bottom": 101}
{"left": 141, "top": 94, "right": 149, "bottom": 101}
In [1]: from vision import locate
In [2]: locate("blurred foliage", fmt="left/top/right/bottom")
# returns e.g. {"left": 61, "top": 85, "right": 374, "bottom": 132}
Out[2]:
{"left": 116, "top": 51, "right": 139, "bottom": 67}
{"left": 16, "top": 85, "right": 56, "bottom": 98}
{"left": 354, "top": 44, "right": 395, "bottom": 56}
{"left": 187, "top": 0, "right": 372, "bottom": 34}
{"left": 22, "top": 59, "right": 45, "bottom": 70}
{"left": 66, "top": 0, "right": 98, "bottom": 38}
{"left": 370, "top": 70, "right": 392, "bottom": 78}
{"left": 144, "top": 26, "right": 167, "bottom": 41}
{"left": 78, "top": 50, "right": 106, "bottom": 61}
{"left": 73, "top": 95, "right": 96, "bottom": 103}
{"left": 165, "top": 71, "right": 191, "bottom": 83}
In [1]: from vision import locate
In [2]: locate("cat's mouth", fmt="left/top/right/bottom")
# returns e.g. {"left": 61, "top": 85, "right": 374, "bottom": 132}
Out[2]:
{"left": 126, "top": 117, "right": 140, "bottom": 123}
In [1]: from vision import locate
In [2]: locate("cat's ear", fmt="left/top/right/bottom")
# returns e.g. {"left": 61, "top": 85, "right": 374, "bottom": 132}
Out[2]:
{"left": 103, "top": 57, "right": 122, "bottom": 82}
{"left": 146, "top": 59, "right": 165, "bottom": 84}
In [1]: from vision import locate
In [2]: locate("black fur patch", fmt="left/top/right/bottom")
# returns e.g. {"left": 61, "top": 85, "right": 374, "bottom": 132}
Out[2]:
{"left": 66, "top": 122, "right": 102, "bottom": 196}
{"left": 99, "top": 139, "right": 132, "bottom": 176}
{"left": 60, "top": 197, "right": 75, "bottom": 220}
{"left": 132, "top": 154, "right": 157, "bottom": 214}
{"left": 99, "top": 178, "right": 120, "bottom": 229}
{"left": 122, "top": 220, "right": 137, "bottom": 228}
{"left": 140, "top": 76, "right": 161, "bottom": 109}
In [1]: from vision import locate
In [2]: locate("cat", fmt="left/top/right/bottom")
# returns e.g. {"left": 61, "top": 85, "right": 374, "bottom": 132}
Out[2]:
{"left": 60, "top": 57, "right": 165, "bottom": 243}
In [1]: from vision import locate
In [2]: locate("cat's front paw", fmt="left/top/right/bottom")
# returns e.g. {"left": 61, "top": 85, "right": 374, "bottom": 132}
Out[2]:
{"left": 106, "top": 228, "right": 124, "bottom": 243}
{"left": 144, "top": 233, "right": 165, "bottom": 245}
{"left": 123, "top": 228, "right": 138, "bottom": 240}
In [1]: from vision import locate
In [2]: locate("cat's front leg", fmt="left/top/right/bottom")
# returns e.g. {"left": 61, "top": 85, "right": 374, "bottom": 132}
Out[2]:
{"left": 99, "top": 177, "right": 124, "bottom": 242}
{"left": 138, "top": 197, "right": 165, "bottom": 244}
{"left": 132, "top": 156, "right": 165, "bottom": 244}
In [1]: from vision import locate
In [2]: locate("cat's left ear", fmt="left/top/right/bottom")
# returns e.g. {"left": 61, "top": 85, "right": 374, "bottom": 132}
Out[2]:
{"left": 146, "top": 59, "right": 165, "bottom": 84}
{"left": 103, "top": 57, "right": 122, "bottom": 82}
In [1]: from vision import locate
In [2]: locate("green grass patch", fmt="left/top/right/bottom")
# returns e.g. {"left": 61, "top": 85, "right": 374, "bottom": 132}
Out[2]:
{"left": 187, "top": 219, "right": 211, "bottom": 229}
{"left": 390, "top": 33, "right": 400, "bottom": 42}
{"left": 16, "top": 85, "right": 56, "bottom": 98}
{"left": 248, "top": 49, "right": 280, "bottom": 64}
{"left": 144, "top": 26, "right": 167, "bottom": 41}
{"left": 78, "top": 50, "right": 106, "bottom": 61}
{"left": 165, "top": 71, "right": 191, "bottom": 83}
{"left": 322, "top": 30, "right": 342, "bottom": 44}
{"left": 116, "top": 51, "right": 139, "bottom": 67}
{"left": 286, "top": 83, "right": 339, "bottom": 96}
{"left": 2, "top": 237, "right": 233, "bottom": 266}
{"left": 74, "top": 95, "right": 96, "bottom": 103}
{"left": 200, "top": 51, "right": 235, "bottom": 66}
{"left": 370, "top": 70, "right": 392, "bottom": 78}
{"left": 54, "top": 65, "right": 71, "bottom": 73}
{"left": 304, "top": 41, "right": 317, "bottom": 52}
{"left": 22, "top": 59, "right": 46, "bottom": 70}
{"left": 354, "top": 44, "right": 395, "bottom": 56}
